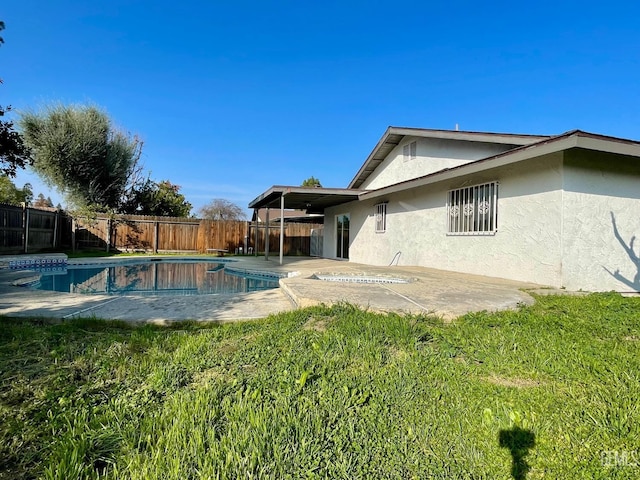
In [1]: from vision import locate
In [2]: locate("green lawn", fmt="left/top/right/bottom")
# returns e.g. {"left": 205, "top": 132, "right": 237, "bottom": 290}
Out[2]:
{"left": 1, "top": 293, "right": 639, "bottom": 479}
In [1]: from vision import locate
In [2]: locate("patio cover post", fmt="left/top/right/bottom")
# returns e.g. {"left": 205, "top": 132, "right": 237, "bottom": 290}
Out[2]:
{"left": 279, "top": 193, "right": 285, "bottom": 265}
{"left": 253, "top": 208, "right": 258, "bottom": 256}
{"left": 265, "top": 208, "right": 269, "bottom": 260}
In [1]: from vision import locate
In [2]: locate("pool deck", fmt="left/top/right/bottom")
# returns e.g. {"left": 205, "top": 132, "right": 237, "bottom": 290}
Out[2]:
{"left": 0, "top": 255, "right": 550, "bottom": 323}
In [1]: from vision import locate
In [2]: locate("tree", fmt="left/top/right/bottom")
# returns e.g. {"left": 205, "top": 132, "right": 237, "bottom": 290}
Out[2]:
{"left": 0, "top": 22, "right": 32, "bottom": 177}
{"left": 0, "top": 175, "right": 32, "bottom": 205}
{"left": 121, "top": 178, "right": 192, "bottom": 217}
{"left": 199, "top": 199, "right": 246, "bottom": 221}
{"left": 19, "top": 104, "right": 142, "bottom": 210}
{"left": 33, "top": 193, "right": 54, "bottom": 208}
{"left": 301, "top": 176, "right": 322, "bottom": 187}
{"left": 0, "top": 106, "right": 31, "bottom": 177}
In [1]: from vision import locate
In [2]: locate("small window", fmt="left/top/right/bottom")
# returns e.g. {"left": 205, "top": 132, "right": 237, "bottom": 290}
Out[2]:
{"left": 375, "top": 203, "right": 387, "bottom": 233}
{"left": 403, "top": 141, "right": 417, "bottom": 162}
{"left": 447, "top": 182, "right": 498, "bottom": 235}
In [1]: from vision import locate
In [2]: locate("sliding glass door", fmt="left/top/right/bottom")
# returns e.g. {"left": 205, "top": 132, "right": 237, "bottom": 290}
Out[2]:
{"left": 335, "top": 214, "right": 350, "bottom": 259}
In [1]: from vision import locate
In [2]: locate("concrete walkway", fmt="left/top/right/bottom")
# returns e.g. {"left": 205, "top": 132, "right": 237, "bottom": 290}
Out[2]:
{"left": 0, "top": 256, "right": 544, "bottom": 323}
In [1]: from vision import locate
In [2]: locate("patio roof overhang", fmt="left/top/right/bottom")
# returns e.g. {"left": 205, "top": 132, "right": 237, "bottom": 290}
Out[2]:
{"left": 248, "top": 186, "right": 364, "bottom": 214}
{"left": 248, "top": 186, "right": 364, "bottom": 265}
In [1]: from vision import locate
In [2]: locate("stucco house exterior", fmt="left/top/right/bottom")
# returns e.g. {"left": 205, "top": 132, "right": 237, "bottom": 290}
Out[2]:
{"left": 249, "top": 127, "right": 640, "bottom": 292}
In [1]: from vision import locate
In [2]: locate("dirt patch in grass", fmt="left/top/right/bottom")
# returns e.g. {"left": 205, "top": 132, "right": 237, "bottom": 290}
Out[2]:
{"left": 302, "top": 316, "right": 333, "bottom": 332}
{"left": 217, "top": 332, "right": 262, "bottom": 354}
{"left": 191, "top": 367, "right": 227, "bottom": 387}
{"left": 241, "top": 364, "right": 257, "bottom": 374}
{"left": 623, "top": 335, "right": 639, "bottom": 342}
{"left": 388, "top": 345, "right": 409, "bottom": 361}
{"left": 483, "top": 374, "right": 544, "bottom": 388}
{"left": 217, "top": 341, "right": 240, "bottom": 355}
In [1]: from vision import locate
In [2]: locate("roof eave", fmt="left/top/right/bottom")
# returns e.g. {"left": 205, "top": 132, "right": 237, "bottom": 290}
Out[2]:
{"left": 347, "top": 126, "right": 552, "bottom": 189}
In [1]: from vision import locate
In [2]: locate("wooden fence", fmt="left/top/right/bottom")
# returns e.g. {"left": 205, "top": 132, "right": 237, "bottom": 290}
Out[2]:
{"left": 0, "top": 205, "right": 324, "bottom": 256}
{"left": 0, "top": 204, "right": 70, "bottom": 254}
{"left": 248, "top": 222, "right": 324, "bottom": 256}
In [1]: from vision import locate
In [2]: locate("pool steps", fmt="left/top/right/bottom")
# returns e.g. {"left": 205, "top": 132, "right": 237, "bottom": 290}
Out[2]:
{"left": 0, "top": 254, "right": 68, "bottom": 271}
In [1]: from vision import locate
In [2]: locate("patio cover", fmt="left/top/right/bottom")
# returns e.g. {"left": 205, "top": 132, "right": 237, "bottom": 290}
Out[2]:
{"left": 248, "top": 186, "right": 364, "bottom": 264}
{"left": 249, "top": 186, "right": 363, "bottom": 213}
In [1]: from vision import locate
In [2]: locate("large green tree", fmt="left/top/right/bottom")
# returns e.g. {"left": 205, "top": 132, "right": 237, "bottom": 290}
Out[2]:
{"left": 0, "top": 21, "right": 32, "bottom": 177}
{"left": 121, "top": 178, "right": 192, "bottom": 217}
{"left": 0, "top": 175, "right": 32, "bottom": 205}
{"left": 19, "top": 104, "right": 142, "bottom": 210}
{"left": 0, "top": 105, "right": 30, "bottom": 177}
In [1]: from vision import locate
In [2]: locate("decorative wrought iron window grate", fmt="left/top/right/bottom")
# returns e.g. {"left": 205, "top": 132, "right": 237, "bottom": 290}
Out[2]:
{"left": 447, "top": 182, "right": 498, "bottom": 235}
{"left": 375, "top": 202, "right": 387, "bottom": 233}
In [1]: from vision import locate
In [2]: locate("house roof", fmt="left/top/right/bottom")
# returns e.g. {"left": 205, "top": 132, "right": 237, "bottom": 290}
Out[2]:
{"left": 248, "top": 128, "right": 640, "bottom": 214}
{"left": 360, "top": 129, "right": 640, "bottom": 200}
{"left": 248, "top": 186, "right": 365, "bottom": 214}
{"left": 348, "top": 126, "right": 552, "bottom": 189}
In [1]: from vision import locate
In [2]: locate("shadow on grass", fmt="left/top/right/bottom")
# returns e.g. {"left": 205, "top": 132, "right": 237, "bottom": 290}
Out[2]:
{"left": 499, "top": 426, "right": 535, "bottom": 480}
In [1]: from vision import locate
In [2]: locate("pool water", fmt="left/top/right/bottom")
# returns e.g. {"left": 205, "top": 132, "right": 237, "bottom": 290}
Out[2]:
{"left": 28, "top": 261, "right": 280, "bottom": 296}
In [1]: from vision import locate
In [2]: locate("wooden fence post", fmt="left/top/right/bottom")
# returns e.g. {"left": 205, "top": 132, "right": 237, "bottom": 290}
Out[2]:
{"left": 53, "top": 210, "right": 59, "bottom": 248}
{"left": 244, "top": 221, "right": 249, "bottom": 255}
{"left": 253, "top": 221, "right": 258, "bottom": 256}
{"left": 106, "top": 218, "right": 111, "bottom": 252}
{"left": 71, "top": 217, "right": 76, "bottom": 253}
{"left": 23, "top": 206, "right": 30, "bottom": 254}
{"left": 154, "top": 221, "right": 159, "bottom": 253}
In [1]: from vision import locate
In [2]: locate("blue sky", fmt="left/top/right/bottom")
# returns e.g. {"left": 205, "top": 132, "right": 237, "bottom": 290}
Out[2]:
{"left": 2, "top": 0, "right": 639, "bottom": 214}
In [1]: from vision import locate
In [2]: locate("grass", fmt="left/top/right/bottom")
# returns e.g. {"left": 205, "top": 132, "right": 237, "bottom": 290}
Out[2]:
{"left": 1, "top": 293, "right": 639, "bottom": 479}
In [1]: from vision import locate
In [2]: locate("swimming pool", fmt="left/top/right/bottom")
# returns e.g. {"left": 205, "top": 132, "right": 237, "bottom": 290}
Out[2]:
{"left": 23, "top": 259, "right": 282, "bottom": 296}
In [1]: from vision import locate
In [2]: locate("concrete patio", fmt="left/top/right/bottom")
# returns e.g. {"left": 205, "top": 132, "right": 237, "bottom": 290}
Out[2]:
{"left": 0, "top": 256, "right": 547, "bottom": 323}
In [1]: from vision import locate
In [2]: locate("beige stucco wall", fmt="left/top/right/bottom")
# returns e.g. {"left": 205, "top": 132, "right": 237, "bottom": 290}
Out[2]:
{"left": 325, "top": 146, "right": 640, "bottom": 292}
{"left": 561, "top": 150, "right": 640, "bottom": 292}
{"left": 361, "top": 137, "right": 516, "bottom": 190}
{"left": 325, "top": 153, "right": 565, "bottom": 287}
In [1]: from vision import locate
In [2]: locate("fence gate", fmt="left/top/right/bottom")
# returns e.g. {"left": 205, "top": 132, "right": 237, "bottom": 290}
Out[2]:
{"left": 310, "top": 226, "right": 323, "bottom": 257}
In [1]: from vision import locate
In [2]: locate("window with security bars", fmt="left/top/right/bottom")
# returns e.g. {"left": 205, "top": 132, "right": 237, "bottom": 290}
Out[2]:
{"left": 447, "top": 182, "right": 498, "bottom": 235}
{"left": 375, "top": 202, "right": 387, "bottom": 233}
{"left": 403, "top": 141, "right": 417, "bottom": 162}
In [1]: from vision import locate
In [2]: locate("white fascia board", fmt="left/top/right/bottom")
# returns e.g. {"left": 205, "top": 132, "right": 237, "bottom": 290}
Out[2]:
{"left": 387, "top": 127, "right": 548, "bottom": 145}
{"left": 575, "top": 136, "right": 640, "bottom": 157}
